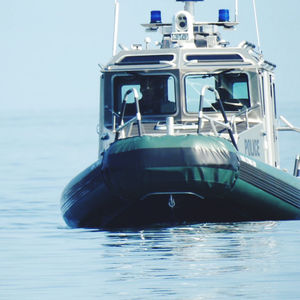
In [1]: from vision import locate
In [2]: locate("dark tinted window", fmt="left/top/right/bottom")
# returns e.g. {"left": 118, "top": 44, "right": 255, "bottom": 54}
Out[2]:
{"left": 114, "top": 75, "right": 176, "bottom": 115}
{"left": 186, "top": 54, "right": 243, "bottom": 62}
{"left": 118, "top": 55, "right": 174, "bottom": 65}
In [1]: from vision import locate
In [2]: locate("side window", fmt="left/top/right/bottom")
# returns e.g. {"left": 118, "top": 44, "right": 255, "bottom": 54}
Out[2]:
{"left": 167, "top": 77, "right": 176, "bottom": 104}
{"left": 270, "top": 74, "right": 277, "bottom": 118}
{"left": 272, "top": 83, "right": 277, "bottom": 118}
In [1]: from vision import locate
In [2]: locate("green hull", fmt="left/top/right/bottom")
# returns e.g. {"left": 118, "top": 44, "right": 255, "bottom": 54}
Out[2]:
{"left": 61, "top": 135, "right": 300, "bottom": 228}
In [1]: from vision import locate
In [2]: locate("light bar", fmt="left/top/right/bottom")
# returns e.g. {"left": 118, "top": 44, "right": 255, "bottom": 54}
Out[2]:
{"left": 176, "top": 0, "right": 204, "bottom": 2}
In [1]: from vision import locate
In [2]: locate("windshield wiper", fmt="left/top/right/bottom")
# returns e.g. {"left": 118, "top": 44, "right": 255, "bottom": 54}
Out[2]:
{"left": 201, "top": 68, "right": 237, "bottom": 78}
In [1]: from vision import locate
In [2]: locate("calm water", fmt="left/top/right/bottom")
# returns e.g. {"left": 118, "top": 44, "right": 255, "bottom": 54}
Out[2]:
{"left": 1, "top": 108, "right": 300, "bottom": 300}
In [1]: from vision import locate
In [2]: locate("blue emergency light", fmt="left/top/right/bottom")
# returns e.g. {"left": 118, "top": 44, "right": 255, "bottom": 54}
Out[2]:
{"left": 150, "top": 10, "right": 162, "bottom": 23}
{"left": 219, "top": 9, "right": 230, "bottom": 22}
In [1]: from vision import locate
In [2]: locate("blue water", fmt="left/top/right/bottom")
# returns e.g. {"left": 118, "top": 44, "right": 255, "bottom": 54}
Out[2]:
{"left": 1, "top": 108, "right": 300, "bottom": 299}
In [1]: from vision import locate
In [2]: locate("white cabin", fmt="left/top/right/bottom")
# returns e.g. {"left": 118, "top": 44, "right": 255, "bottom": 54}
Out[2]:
{"left": 98, "top": 0, "right": 299, "bottom": 169}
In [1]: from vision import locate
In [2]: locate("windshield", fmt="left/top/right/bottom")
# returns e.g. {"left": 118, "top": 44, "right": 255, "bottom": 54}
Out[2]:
{"left": 113, "top": 74, "right": 176, "bottom": 115}
{"left": 185, "top": 73, "right": 250, "bottom": 113}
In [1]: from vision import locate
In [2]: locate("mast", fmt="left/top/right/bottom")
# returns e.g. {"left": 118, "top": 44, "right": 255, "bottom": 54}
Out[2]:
{"left": 112, "top": 0, "right": 120, "bottom": 56}
{"left": 183, "top": 1, "right": 195, "bottom": 15}
{"left": 177, "top": 0, "right": 204, "bottom": 16}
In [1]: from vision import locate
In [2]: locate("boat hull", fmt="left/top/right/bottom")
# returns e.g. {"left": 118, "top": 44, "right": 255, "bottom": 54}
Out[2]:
{"left": 61, "top": 135, "right": 300, "bottom": 228}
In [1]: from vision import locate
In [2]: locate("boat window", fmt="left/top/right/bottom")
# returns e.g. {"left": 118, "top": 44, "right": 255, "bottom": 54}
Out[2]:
{"left": 186, "top": 54, "right": 243, "bottom": 62}
{"left": 113, "top": 75, "right": 176, "bottom": 115}
{"left": 185, "top": 73, "right": 250, "bottom": 113}
{"left": 118, "top": 55, "right": 174, "bottom": 65}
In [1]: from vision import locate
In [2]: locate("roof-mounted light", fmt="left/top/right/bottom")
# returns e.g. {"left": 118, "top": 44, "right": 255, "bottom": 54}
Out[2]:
{"left": 219, "top": 9, "right": 230, "bottom": 22}
{"left": 150, "top": 10, "right": 162, "bottom": 24}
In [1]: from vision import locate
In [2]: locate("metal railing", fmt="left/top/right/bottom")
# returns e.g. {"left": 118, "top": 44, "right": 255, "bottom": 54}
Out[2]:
{"left": 277, "top": 116, "right": 300, "bottom": 133}
{"left": 115, "top": 88, "right": 143, "bottom": 141}
{"left": 113, "top": 86, "right": 262, "bottom": 148}
{"left": 198, "top": 85, "right": 238, "bottom": 150}
{"left": 230, "top": 103, "right": 261, "bottom": 134}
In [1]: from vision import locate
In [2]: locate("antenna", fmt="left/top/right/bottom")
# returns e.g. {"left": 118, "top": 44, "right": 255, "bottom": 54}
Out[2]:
{"left": 113, "top": 0, "right": 120, "bottom": 56}
{"left": 252, "top": 0, "right": 262, "bottom": 53}
{"left": 235, "top": 0, "right": 239, "bottom": 22}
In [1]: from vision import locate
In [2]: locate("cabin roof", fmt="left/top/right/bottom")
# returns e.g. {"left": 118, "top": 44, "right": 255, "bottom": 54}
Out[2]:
{"left": 104, "top": 43, "right": 275, "bottom": 73}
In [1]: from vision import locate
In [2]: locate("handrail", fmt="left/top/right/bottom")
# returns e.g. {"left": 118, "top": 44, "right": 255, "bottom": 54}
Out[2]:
{"left": 115, "top": 88, "right": 143, "bottom": 141}
{"left": 277, "top": 116, "right": 300, "bottom": 133}
{"left": 230, "top": 104, "right": 261, "bottom": 133}
{"left": 116, "top": 116, "right": 138, "bottom": 132}
{"left": 197, "top": 85, "right": 238, "bottom": 150}
{"left": 231, "top": 103, "right": 260, "bottom": 119}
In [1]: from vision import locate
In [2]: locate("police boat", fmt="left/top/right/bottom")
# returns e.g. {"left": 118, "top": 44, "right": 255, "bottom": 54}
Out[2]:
{"left": 61, "top": 0, "right": 300, "bottom": 228}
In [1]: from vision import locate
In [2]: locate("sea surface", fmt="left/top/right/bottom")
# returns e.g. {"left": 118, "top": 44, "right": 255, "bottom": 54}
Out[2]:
{"left": 1, "top": 107, "right": 300, "bottom": 300}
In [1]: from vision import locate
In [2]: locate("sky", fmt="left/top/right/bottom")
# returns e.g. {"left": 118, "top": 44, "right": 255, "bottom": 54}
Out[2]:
{"left": 1, "top": 0, "right": 299, "bottom": 170}
{"left": 1, "top": 0, "right": 300, "bottom": 112}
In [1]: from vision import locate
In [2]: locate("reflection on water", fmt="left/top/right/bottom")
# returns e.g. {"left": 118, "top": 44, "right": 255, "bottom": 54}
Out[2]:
{"left": 1, "top": 109, "right": 300, "bottom": 299}
{"left": 98, "top": 221, "right": 298, "bottom": 299}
